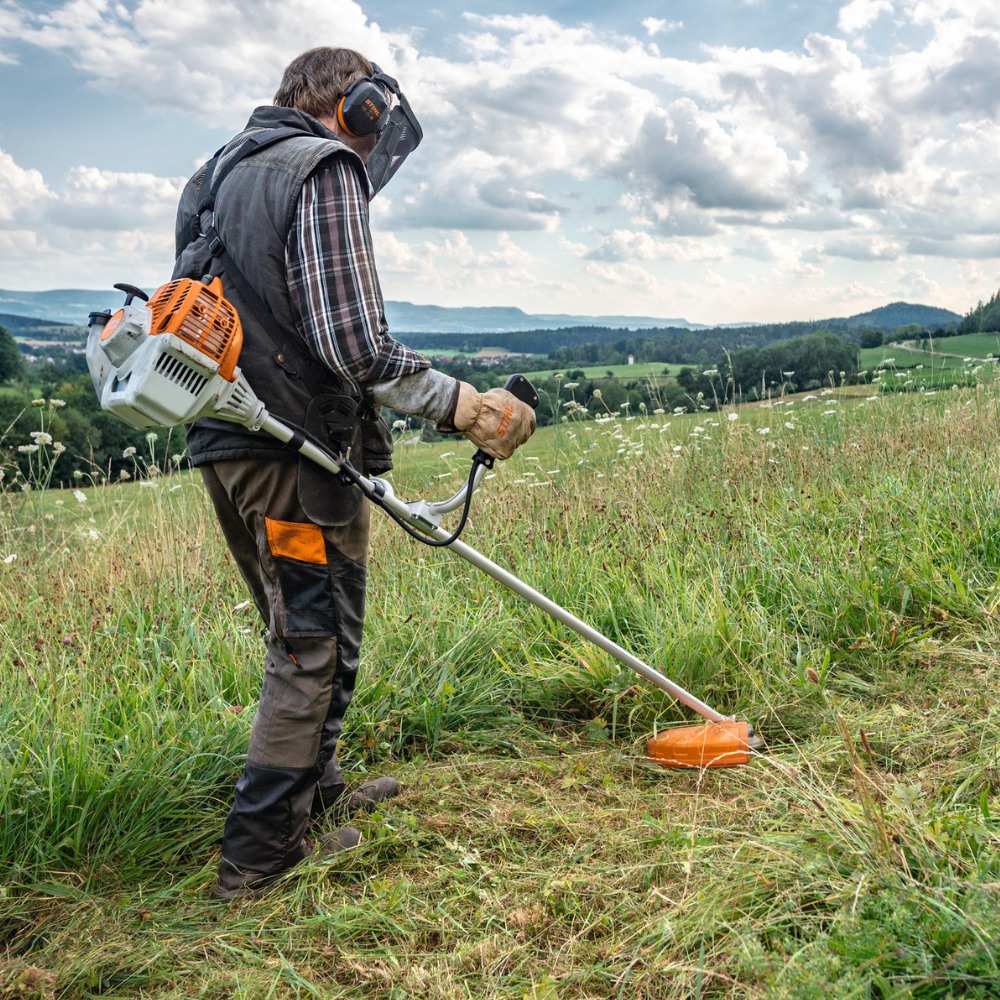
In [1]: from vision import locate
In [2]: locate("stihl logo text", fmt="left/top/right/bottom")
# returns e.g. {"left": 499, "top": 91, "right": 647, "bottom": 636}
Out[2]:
{"left": 497, "top": 404, "right": 514, "bottom": 438}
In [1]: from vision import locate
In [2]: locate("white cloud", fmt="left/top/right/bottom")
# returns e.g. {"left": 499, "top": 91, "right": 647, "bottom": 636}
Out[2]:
{"left": 895, "top": 268, "right": 943, "bottom": 301}
{"left": 622, "top": 99, "right": 808, "bottom": 224}
{"left": 838, "top": 0, "right": 893, "bottom": 33}
{"left": 0, "top": 146, "right": 182, "bottom": 287}
{"left": 54, "top": 165, "right": 186, "bottom": 231}
{"left": 0, "top": 150, "right": 54, "bottom": 223}
{"left": 5, "top": 0, "right": 410, "bottom": 128}
{"left": 820, "top": 236, "right": 902, "bottom": 261}
{"left": 642, "top": 17, "right": 682, "bottom": 37}
{"left": 2, "top": 0, "right": 1000, "bottom": 317}
{"left": 580, "top": 228, "right": 728, "bottom": 264}
{"left": 371, "top": 229, "right": 561, "bottom": 305}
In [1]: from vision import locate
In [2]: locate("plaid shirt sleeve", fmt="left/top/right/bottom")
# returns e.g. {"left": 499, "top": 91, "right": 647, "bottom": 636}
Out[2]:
{"left": 286, "top": 155, "right": 430, "bottom": 393}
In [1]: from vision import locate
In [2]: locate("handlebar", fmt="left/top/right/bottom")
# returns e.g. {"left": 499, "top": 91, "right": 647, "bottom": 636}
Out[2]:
{"left": 391, "top": 373, "right": 539, "bottom": 530}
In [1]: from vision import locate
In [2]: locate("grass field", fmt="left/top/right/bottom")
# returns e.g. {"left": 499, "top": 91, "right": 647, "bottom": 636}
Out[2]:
{"left": 3, "top": 378, "right": 1000, "bottom": 998}
{"left": 522, "top": 362, "right": 683, "bottom": 382}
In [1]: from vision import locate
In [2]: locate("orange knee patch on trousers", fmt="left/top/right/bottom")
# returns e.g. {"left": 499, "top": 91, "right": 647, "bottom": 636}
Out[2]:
{"left": 265, "top": 518, "right": 327, "bottom": 565}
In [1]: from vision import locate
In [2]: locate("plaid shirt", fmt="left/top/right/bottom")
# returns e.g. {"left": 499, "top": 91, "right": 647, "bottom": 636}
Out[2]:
{"left": 285, "top": 156, "right": 429, "bottom": 394}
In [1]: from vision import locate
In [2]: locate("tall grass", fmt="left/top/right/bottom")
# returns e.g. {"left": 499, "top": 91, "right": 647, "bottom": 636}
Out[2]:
{"left": 2, "top": 379, "right": 1000, "bottom": 997}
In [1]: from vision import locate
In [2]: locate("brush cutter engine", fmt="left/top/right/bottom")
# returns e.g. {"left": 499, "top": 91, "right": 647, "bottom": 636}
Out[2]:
{"left": 86, "top": 279, "right": 265, "bottom": 431}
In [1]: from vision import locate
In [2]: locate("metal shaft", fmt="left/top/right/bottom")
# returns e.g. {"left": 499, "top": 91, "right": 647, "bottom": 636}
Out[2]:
{"left": 262, "top": 415, "right": 727, "bottom": 725}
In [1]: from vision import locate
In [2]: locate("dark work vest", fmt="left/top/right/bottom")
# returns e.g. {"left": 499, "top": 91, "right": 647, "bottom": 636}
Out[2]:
{"left": 172, "top": 107, "right": 393, "bottom": 522}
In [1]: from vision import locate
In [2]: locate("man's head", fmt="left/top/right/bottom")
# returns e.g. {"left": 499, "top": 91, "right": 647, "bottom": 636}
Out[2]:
{"left": 274, "top": 46, "right": 423, "bottom": 192}
{"left": 274, "top": 47, "right": 380, "bottom": 158}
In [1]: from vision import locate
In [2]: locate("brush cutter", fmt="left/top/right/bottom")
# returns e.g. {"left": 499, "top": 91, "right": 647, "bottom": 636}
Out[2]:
{"left": 86, "top": 278, "right": 761, "bottom": 768}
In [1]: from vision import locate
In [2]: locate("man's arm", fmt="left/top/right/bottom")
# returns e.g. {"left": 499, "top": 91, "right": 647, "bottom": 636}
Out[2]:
{"left": 286, "top": 156, "right": 534, "bottom": 458}
{"left": 286, "top": 156, "right": 431, "bottom": 393}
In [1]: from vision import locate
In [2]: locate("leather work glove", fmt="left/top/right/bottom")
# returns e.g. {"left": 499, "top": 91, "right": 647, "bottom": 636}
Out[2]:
{"left": 451, "top": 382, "right": 536, "bottom": 460}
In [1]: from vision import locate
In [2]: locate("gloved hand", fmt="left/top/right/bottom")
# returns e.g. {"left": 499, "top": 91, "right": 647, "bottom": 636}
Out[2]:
{"left": 451, "top": 382, "right": 536, "bottom": 460}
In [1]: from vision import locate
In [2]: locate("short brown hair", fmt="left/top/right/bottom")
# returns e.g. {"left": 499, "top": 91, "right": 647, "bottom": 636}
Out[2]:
{"left": 273, "top": 47, "right": 373, "bottom": 119}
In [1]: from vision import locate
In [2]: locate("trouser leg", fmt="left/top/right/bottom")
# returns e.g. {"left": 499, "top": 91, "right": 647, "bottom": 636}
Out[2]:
{"left": 200, "top": 458, "right": 369, "bottom": 875}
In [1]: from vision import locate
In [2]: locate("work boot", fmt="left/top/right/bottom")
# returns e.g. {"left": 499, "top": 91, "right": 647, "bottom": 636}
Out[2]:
{"left": 313, "top": 776, "right": 401, "bottom": 822}
{"left": 315, "top": 825, "right": 363, "bottom": 854}
{"left": 211, "top": 826, "right": 361, "bottom": 901}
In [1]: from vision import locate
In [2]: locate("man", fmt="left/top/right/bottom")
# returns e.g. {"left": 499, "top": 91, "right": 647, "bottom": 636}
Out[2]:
{"left": 172, "top": 47, "right": 535, "bottom": 899}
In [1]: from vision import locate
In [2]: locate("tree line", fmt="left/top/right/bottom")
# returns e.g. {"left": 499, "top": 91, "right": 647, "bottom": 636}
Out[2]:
{"left": 959, "top": 289, "right": 1000, "bottom": 334}
{"left": 0, "top": 324, "right": 183, "bottom": 489}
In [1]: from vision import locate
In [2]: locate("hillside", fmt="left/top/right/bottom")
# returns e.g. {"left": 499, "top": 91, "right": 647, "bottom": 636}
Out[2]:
{"left": 3, "top": 380, "right": 1000, "bottom": 997}
{"left": 0, "top": 288, "right": 701, "bottom": 333}
{"left": 832, "top": 301, "right": 961, "bottom": 330}
{"left": 0, "top": 288, "right": 961, "bottom": 336}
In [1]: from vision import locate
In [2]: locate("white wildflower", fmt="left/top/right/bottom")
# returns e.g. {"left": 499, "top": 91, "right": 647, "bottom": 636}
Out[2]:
{"left": 49, "top": 399, "right": 66, "bottom": 408}
{"left": 3, "top": 554, "right": 16, "bottom": 564}
{"left": 17, "top": 444, "right": 39, "bottom": 454}
{"left": 31, "top": 398, "right": 45, "bottom": 408}
{"left": 123, "top": 446, "right": 137, "bottom": 458}
{"left": 30, "top": 431, "right": 53, "bottom": 445}
{"left": 119, "top": 470, "right": 131, "bottom": 481}
{"left": 727, "top": 412, "right": 738, "bottom": 422}
{"left": 563, "top": 382, "right": 579, "bottom": 389}
{"left": 757, "top": 427, "right": 771, "bottom": 435}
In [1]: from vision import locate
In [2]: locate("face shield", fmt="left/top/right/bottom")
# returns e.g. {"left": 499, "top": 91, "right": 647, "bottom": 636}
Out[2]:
{"left": 337, "top": 65, "right": 423, "bottom": 194}
{"left": 364, "top": 67, "right": 423, "bottom": 195}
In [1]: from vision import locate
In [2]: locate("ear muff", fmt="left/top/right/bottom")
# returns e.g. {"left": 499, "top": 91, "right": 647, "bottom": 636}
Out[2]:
{"left": 336, "top": 69, "right": 391, "bottom": 137}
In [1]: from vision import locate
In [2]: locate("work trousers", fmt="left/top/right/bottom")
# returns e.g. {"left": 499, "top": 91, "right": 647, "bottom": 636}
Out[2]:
{"left": 200, "top": 457, "right": 370, "bottom": 874}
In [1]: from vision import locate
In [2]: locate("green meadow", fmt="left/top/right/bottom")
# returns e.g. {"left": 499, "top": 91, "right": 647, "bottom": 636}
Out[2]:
{"left": 2, "top": 379, "right": 1000, "bottom": 998}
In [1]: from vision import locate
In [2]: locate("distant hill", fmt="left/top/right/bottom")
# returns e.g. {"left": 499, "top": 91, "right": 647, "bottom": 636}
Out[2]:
{"left": 0, "top": 288, "right": 963, "bottom": 338}
{"left": 0, "top": 313, "right": 83, "bottom": 336}
{"left": 0, "top": 288, "right": 702, "bottom": 332}
{"left": 383, "top": 301, "right": 703, "bottom": 333}
{"left": 0, "top": 289, "right": 124, "bottom": 327}
{"left": 834, "top": 301, "right": 962, "bottom": 330}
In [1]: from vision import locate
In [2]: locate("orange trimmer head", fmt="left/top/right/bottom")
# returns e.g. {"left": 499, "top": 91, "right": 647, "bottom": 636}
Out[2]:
{"left": 647, "top": 720, "right": 756, "bottom": 769}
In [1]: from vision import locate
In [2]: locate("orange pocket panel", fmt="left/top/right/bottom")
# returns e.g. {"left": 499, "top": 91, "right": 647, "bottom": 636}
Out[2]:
{"left": 265, "top": 518, "right": 328, "bottom": 565}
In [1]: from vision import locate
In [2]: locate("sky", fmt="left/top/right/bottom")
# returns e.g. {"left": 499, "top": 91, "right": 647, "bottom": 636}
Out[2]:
{"left": 1, "top": 0, "right": 999, "bottom": 325}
